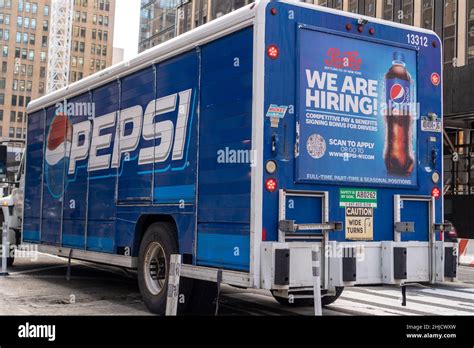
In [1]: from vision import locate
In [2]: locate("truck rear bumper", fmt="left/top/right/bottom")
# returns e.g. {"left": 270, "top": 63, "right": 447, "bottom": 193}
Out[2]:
{"left": 260, "top": 241, "right": 458, "bottom": 290}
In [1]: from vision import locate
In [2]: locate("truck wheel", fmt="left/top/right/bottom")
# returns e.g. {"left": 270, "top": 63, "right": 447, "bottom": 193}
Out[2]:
{"left": 271, "top": 287, "right": 344, "bottom": 307}
{"left": 138, "top": 222, "right": 190, "bottom": 315}
{"left": 0, "top": 213, "right": 14, "bottom": 267}
{"left": 321, "top": 287, "right": 344, "bottom": 306}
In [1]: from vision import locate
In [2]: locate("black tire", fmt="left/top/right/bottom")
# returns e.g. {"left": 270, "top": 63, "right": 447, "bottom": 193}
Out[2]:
{"left": 271, "top": 287, "right": 344, "bottom": 307}
{"left": 321, "top": 287, "right": 344, "bottom": 306}
{"left": 137, "top": 222, "right": 192, "bottom": 315}
{"left": 0, "top": 212, "right": 14, "bottom": 267}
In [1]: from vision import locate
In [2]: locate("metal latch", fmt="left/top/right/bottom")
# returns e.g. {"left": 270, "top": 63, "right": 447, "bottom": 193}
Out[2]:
{"left": 394, "top": 222, "right": 415, "bottom": 233}
{"left": 434, "top": 222, "right": 453, "bottom": 232}
{"left": 279, "top": 220, "right": 343, "bottom": 233}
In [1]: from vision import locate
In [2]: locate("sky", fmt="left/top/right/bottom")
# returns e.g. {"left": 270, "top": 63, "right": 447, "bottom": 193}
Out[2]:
{"left": 113, "top": 0, "right": 141, "bottom": 62}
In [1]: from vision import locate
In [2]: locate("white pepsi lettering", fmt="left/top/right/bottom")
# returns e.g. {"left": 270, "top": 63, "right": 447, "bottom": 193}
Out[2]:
{"left": 139, "top": 94, "right": 176, "bottom": 165}
{"left": 305, "top": 70, "right": 337, "bottom": 91}
{"left": 172, "top": 89, "right": 192, "bottom": 161}
{"left": 69, "top": 121, "right": 91, "bottom": 174}
{"left": 111, "top": 105, "right": 143, "bottom": 168}
{"left": 64, "top": 89, "right": 192, "bottom": 173}
{"left": 88, "top": 112, "right": 116, "bottom": 172}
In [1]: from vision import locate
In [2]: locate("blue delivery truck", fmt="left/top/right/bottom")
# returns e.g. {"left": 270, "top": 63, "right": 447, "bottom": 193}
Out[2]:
{"left": 22, "top": 0, "right": 457, "bottom": 314}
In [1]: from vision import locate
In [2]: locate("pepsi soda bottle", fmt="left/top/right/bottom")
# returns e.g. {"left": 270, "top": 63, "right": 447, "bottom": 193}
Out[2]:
{"left": 384, "top": 52, "right": 415, "bottom": 176}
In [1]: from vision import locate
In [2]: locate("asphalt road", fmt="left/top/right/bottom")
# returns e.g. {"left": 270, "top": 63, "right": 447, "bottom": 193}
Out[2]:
{"left": 1, "top": 252, "right": 473, "bottom": 316}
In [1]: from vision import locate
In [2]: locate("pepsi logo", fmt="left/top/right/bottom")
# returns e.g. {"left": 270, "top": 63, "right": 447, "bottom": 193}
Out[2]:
{"left": 390, "top": 84, "right": 406, "bottom": 103}
{"left": 45, "top": 114, "right": 73, "bottom": 198}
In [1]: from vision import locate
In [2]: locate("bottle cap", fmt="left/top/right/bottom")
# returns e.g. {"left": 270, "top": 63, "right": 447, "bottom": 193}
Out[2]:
{"left": 393, "top": 52, "right": 406, "bottom": 63}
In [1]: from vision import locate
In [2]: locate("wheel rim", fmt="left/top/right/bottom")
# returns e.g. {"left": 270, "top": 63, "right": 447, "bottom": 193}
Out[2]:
{"left": 143, "top": 241, "right": 167, "bottom": 296}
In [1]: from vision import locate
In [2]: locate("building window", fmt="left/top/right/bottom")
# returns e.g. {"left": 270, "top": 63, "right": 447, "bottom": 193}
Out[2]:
{"left": 42, "top": 20, "right": 48, "bottom": 31}
{"left": 177, "top": 1, "right": 192, "bottom": 34}
{"left": 444, "top": 0, "right": 457, "bottom": 67}
{"left": 401, "top": 0, "right": 414, "bottom": 25}
{"left": 383, "top": 0, "right": 413, "bottom": 24}
{"left": 318, "top": 0, "right": 343, "bottom": 10}
{"left": 10, "top": 111, "right": 16, "bottom": 122}
{"left": 348, "top": 0, "right": 358, "bottom": 13}
{"left": 9, "top": 127, "right": 14, "bottom": 138}
{"left": 0, "top": 110, "right": 3, "bottom": 121}
{"left": 44, "top": 5, "right": 49, "bottom": 16}
{"left": 0, "top": 93, "right": 4, "bottom": 105}
{"left": 364, "top": 0, "right": 377, "bottom": 17}
{"left": 0, "top": 77, "right": 4, "bottom": 89}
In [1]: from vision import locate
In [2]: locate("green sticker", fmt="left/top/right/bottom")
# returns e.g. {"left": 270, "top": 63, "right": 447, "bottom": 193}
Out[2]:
{"left": 339, "top": 188, "right": 377, "bottom": 208}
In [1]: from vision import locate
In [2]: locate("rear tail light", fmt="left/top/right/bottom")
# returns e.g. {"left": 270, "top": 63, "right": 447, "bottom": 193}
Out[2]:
{"left": 267, "top": 45, "right": 279, "bottom": 60}
{"left": 265, "top": 178, "right": 277, "bottom": 192}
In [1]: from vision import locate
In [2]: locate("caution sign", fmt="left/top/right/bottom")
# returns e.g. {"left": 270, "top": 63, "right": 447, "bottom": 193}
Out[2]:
{"left": 345, "top": 207, "right": 373, "bottom": 241}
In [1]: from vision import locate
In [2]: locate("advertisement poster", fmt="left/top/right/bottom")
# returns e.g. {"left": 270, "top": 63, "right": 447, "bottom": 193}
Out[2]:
{"left": 297, "top": 28, "right": 418, "bottom": 187}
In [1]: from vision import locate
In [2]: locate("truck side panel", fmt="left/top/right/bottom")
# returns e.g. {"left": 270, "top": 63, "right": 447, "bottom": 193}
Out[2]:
{"left": 116, "top": 66, "right": 155, "bottom": 204}
{"left": 196, "top": 27, "right": 254, "bottom": 271}
{"left": 41, "top": 105, "right": 65, "bottom": 246}
{"left": 23, "top": 110, "right": 45, "bottom": 243}
{"left": 86, "top": 81, "right": 120, "bottom": 252}
{"left": 62, "top": 92, "right": 91, "bottom": 249}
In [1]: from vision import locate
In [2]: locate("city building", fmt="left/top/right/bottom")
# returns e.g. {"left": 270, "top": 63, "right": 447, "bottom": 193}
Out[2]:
{"left": 0, "top": 0, "right": 115, "bottom": 144}
{"left": 138, "top": 0, "right": 253, "bottom": 53}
